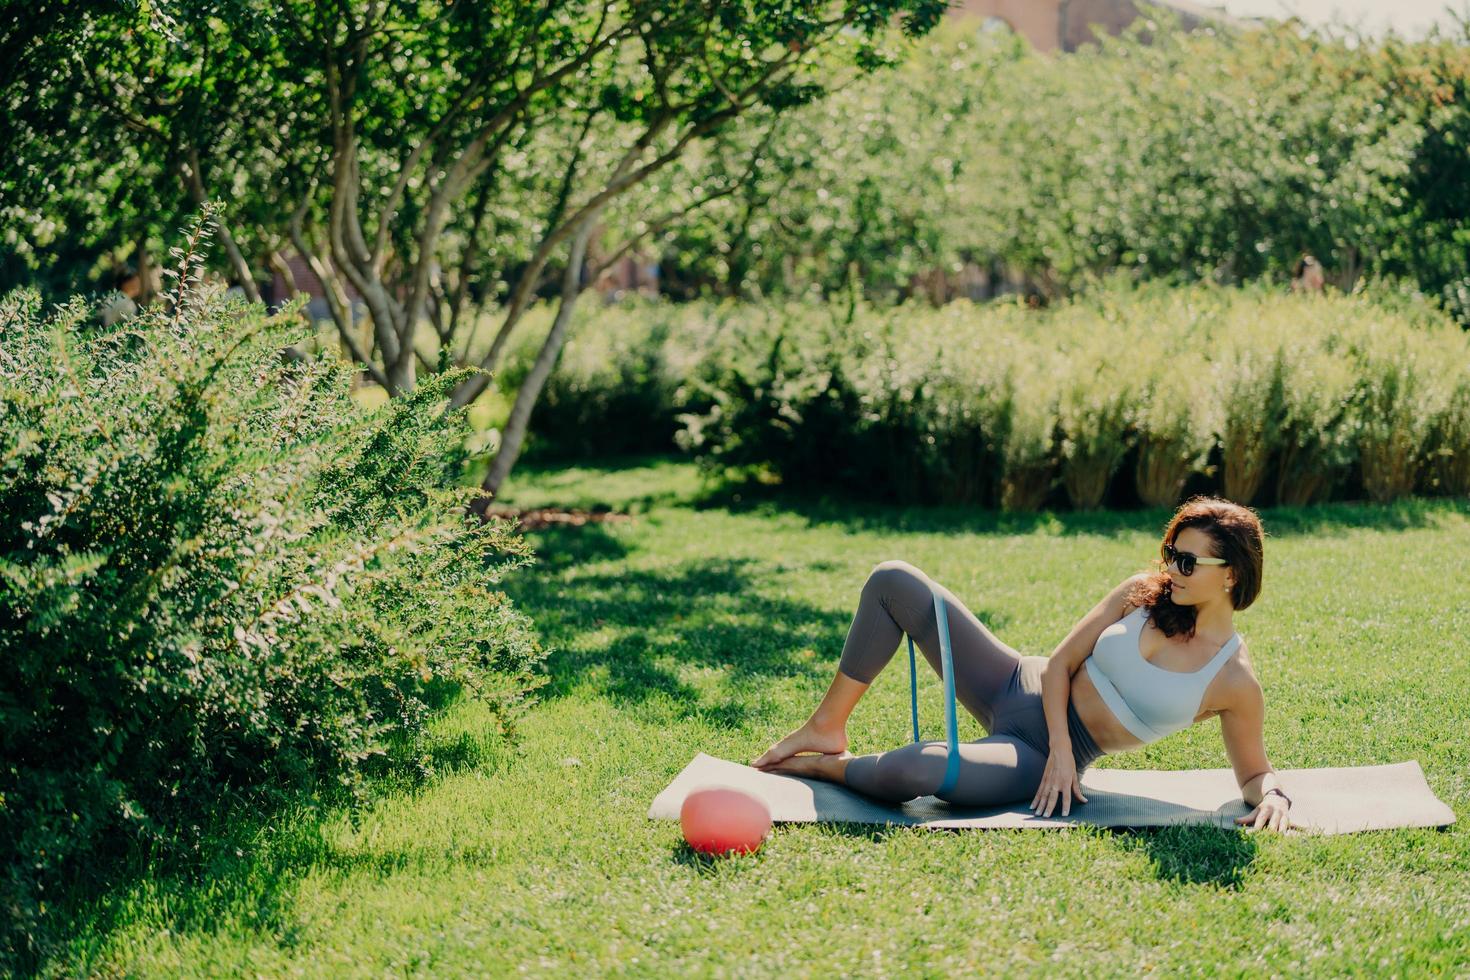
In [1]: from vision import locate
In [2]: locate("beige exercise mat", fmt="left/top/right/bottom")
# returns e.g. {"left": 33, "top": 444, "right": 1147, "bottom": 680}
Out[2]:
{"left": 648, "top": 753, "right": 1456, "bottom": 835}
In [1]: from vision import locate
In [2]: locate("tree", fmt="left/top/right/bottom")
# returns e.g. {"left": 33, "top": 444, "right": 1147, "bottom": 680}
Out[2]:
{"left": 5, "top": 0, "right": 947, "bottom": 499}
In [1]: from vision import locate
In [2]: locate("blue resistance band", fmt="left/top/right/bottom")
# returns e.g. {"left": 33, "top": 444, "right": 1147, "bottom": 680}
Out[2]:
{"left": 906, "top": 589, "right": 961, "bottom": 797}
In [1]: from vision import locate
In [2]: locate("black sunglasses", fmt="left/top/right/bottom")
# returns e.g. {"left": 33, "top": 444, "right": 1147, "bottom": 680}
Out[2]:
{"left": 1158, "top": 543, "right": 1228, "bottom": 577}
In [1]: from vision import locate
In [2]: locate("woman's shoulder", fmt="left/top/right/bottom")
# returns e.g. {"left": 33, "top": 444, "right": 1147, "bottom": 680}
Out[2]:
{"left": 1214, "top": 638, "right": 1261, "bottom": 701}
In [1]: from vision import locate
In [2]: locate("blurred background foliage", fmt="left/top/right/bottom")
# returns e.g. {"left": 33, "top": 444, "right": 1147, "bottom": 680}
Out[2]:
{"left": 495, "top": 281, "right": 1470, "bottom": 509}
{"left": 5, "top": 10, "right": 1469, "bottom": 325}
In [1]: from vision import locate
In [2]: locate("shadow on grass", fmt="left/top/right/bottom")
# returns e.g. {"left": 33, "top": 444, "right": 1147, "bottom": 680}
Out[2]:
{"left": 692, "top": 468, "right": 1470, "bottom": 540}
{"left": 27, "top": 796, "right": 327, "bottom": 972}
{"left": 26, "top": 715, "right": 513, "bottom": 975}
{"left": 666, "top": 819, "right": 1260, "bottom": 890}
{"left": 811, "top": 817, "right": 1262, "bottom": 880}
{"left": 499, "top": 525, "right": 857, "bottom": 715}
{"left": 1114, "top": 824, "right": 1261, "bottom": 889}
{"left": 669, "top": 819, "right": 910, "bottom": 875}
{"left": 502, "top": 451, "right": 1470, "bottom": 540}
{"left": 510, "top": 513, "right": 635, "bottom": 575}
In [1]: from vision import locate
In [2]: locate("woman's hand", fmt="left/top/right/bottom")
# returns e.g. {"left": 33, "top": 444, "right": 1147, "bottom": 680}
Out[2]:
{"left": 1235, "top": 795, "right": 1293, "bottom": 833}
{"left": 1030, "top": 751, "right": 1087, "bottom": 817}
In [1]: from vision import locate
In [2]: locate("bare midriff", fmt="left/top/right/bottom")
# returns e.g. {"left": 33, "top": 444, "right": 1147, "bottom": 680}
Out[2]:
{"left": 1068, "top": 664, "right": 1147, "bottom": 754}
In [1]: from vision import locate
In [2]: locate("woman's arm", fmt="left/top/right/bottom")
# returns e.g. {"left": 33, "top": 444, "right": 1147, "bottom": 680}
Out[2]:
{"left": 1219, "top": 662, "right": 1288, "bottom": 807}
{"left": 1040, "top": 573, "right": 1150, "bottom": 751}
{"left": 1040, "top": 661, "right": 1075, "bottom": 753}
{"left": 1223, "top": 664, "right": 1293, "bottom": 834}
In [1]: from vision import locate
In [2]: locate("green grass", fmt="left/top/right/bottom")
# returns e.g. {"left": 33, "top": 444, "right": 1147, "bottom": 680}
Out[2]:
{"left": 46, "top": 455, "right": 1470, "bottom": 975}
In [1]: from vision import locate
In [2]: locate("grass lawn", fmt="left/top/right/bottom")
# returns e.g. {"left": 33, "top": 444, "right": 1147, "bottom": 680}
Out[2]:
{"left": 51, "top": 455, "right": 1470, "bottom": 975}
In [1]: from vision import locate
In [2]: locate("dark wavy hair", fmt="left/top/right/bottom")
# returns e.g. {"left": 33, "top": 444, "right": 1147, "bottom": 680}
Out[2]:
{"left": 1123, "top": 495, "right": 1266, "bottom": 641}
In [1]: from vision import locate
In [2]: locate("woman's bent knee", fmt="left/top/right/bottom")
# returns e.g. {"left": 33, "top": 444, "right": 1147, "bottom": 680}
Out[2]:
{"left": 866, "top": 560, "right": 928, "bottom": 595}
{"left": 871, "top": 558, "right": 919, "bottom": 576}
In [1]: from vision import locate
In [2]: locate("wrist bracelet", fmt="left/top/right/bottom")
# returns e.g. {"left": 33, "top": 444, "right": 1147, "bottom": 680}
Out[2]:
{"left": 1264, "top": 786, "right": 1292, "bottom": 808}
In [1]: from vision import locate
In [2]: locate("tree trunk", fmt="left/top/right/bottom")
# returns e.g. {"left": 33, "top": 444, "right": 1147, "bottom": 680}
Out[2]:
{"left": 385, "top": 338, "right": 417, "bottom": 392}
{"left": 448, "top": 181, "right": 492, "bottom": 359}
{"left": 135, "top": 234, "right": 155, "bottom": 306}
{"left": 470, "top": 216, "right": 596, "bottom": 516}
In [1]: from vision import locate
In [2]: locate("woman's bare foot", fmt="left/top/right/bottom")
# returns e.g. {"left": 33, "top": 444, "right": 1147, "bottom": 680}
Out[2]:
{"left": 760, "top": 750, "right": 854, "bottom": 782}
{"left": 750, "top": 722, "right": 848, "bottom": 769}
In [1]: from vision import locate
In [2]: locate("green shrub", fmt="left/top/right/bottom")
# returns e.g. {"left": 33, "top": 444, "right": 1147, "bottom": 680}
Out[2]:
{"left": 1132, "top": 350, "right": 1219, "bottom": 509}
{"left": 1423, "top": 375, "right": 1470, "bottom": 497}
{"left": 673, "top": 307, "right": 847, "bottom": 487}
{"left": 1054, "top": 339, "right": 1137, "bottom": 511}
{"left": 1350, "top": 336, "right": 1453, "bottom": 505}
{"left": 1212, "top": 327, "right": 1290, "bottom": 507}
{"left": 673, "top": 300, "right": 1017, "bottom": 506}
{"left": 1273, "top": 339, "right": 1360, "bottom": 507}
{"left": 997, "top": 346, "right": 1061, "bottom": 513}
{"left": 494, "top": 298, "right": 731, "bottom": 461}
{"left": 0, "top": 219, "right": 548, "bottom": 963}
{"left": 489, "top": 283, "right": 1470, "bottom": 511}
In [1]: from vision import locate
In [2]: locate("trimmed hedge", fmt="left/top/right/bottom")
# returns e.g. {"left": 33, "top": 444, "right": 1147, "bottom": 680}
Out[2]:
{"left": 497, "top": 282, "right": 1470, "bottom": 509}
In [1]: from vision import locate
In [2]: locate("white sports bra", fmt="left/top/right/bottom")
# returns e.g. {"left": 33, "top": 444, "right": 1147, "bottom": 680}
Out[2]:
{"left": 1083, "top": 606, "right": 1241, "bottom": 745}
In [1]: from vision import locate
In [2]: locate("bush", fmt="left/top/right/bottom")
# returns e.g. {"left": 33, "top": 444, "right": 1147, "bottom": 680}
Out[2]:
{"left": 1052, "top": 331, "right": 1138, "bottom": 511}
{"left": 997, "top": 346, "right": 1061, "bottom": 513}
{"left": 518, "top": 283, "right": 1470, "bottom": 511}
{"left": 1213, "top": 325, "right": 1290, "bottom": 506}
{"left": 1424, "top": 376, "right": 1470, "bottom": 497}
{"left": 0, "top": 219, "right": 548, "bottom": 964}
{"left": 493, "top": 297, "right": 731, "bottom": 461}
{"left": 1132, "top": 350, "right": 1219, "bottom": 509}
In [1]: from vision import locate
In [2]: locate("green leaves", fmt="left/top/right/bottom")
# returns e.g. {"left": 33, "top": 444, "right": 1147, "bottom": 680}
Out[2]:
{"left": 0, "top": 216, "right": 547, "bottom": 960}
{"left": 647, "top": 14, "right": 1470, "bottom": 311}
{"left": 506, "top": 283, "right": 1470, "bottom": 512}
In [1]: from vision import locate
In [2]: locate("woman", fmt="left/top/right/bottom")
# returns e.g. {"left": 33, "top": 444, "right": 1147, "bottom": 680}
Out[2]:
{"left": 751, "top": 496, "right": 1295, "bottom": 833}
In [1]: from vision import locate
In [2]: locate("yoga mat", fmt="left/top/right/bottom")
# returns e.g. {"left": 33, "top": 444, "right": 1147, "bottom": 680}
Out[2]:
{"left": 648, "top": 753, "right": 1456, "bottom": 835}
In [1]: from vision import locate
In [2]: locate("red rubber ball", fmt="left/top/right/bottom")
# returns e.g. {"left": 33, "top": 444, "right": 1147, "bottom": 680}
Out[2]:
{"left": 680, "top": 785, "right": 772, "bottom": 856}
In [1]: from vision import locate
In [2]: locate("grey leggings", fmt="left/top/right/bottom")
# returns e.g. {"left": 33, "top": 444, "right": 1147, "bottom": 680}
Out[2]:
{"left": 838, "top": 560, "right": 1104, "bottom": 807}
